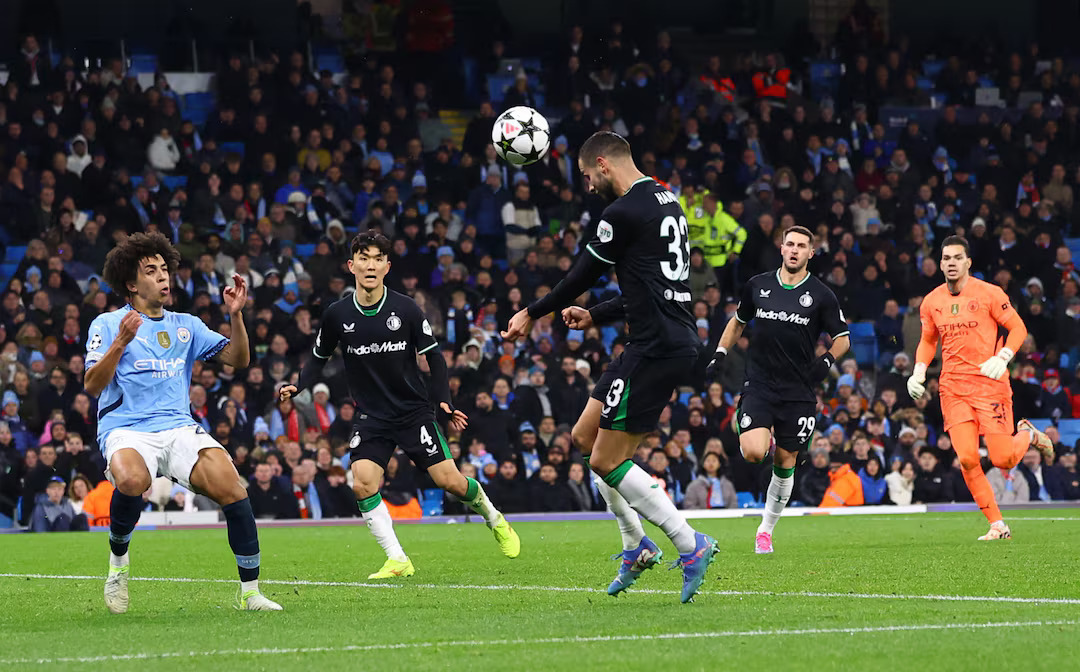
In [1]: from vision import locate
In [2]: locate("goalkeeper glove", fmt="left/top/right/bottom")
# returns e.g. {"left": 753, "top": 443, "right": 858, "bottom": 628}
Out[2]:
{"left": 811, "top": 352, "right": 836, "bottom": 382}
{"left": 907, "top": 363, "right": 927, "bottom": 400}
{"left": 705, "top": 347, "right": 727, "bottom": 381}
{"left": 978, "top": 347, "right": 1014, "bottom": 381}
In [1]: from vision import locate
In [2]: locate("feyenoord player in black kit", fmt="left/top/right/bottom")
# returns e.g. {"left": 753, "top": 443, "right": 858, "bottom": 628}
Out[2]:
{"left": 281, "top": 232, "right": 519, "bottom": 579}
{"left": 503, "top": 132, "right": 718, "bottom": 604}
{"left": 706, "top": 225, "right": 850, "bottom": 554}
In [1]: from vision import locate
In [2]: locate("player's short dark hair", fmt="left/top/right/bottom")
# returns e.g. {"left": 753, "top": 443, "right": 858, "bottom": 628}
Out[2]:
{"left": 941, "top": 235, "right": 970, "bottom": 257}
{"left": 102, "top": 231, "right": 180, "bottom": 300}
{"left": 350, "top": 230, "right": 392, "bottom": 257}
{"left": 783, "top": 225, "right": 814, "bottom": 244}
{"left": 579, "top": 131, "right": 631, "bottom": 165}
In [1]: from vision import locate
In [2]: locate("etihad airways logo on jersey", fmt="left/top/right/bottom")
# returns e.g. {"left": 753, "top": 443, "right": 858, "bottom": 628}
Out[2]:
{"left": 346, "top": 341, "right": 408, "bottom": 356}
{"left": 755, "top": 308, "right": 810, "bottom": 325}
{"left": 133, "top": 357, "right": 186, "bottom": 379}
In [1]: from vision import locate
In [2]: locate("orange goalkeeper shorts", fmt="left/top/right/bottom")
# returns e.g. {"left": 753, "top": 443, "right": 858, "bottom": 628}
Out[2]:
{"left": 940, "top": 388, "right": 1013, "bottom": 435}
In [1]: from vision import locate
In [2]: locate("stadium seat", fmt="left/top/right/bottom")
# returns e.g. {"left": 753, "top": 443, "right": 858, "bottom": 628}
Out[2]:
{"left": 220, "top": 142, "right": 246, "bottom": 158}
{"left": 916, "top": 77, "right": 934, "bottom": 91}
{"left": 129, "top": 176, "right": 144, "bottom": 188}
{"left": 736, "top": 492, "right": 761, "bottom": 508}
{"left": 921, "top": 60, "right": 945, "bottom": 78}
{"left": 809, "top": 60, "right": 840, "bottom": 101}
{"left": 1028, "top": 418, "right": 1054, "bottom": 431}
{"left": 678, "top": 391, "right": 692, "bottom": 407}
{"left": 421, "top": 488, "right": 443, "bottom": 516}
{"left": 128, "top": 54, "right": 158, "bottom": 75}
{"left": 4, "top": 246, "right": 27, "bottom": 263}
{"left": 1060, "top": 433, "right": 1080, "bottom": 450}
{"left": 0, "top": 512, "right": 12, "bottom": 528}
{"left": 295, "top": 243, "right": 316, "bottom": 259}
{"left": 1057, "top": 419, "right": 1080, "bottom": 434}
{"left": 849, "top": 322, "right": 875, "bottom": 338}
{"left": 162, "top": 175, "right": 188, "bottom": 191}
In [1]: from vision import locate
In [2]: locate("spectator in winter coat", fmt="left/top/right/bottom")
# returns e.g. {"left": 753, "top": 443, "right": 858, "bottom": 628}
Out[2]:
{"left": 799, "top": 444, "right": 832, "bottom": 506}
{"left": 30, "top": 476, "right": 89, "bottom": 532}
{"left": 821, "top": 454, "right": 864, "bottom": 507}
{"left": 1038, "top": 369, "right": 1071, "bottom": 420}
{"left": 885, "top": 459, "right": 916, "bottom": 505}
{"left": 683, "top": 452, "right": 737, "bottom": 509}
{"left": 858, "top": 457, "right": 887, "bottom": 504}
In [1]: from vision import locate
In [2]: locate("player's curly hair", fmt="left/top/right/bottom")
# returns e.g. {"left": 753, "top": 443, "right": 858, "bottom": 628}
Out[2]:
{"left": 579, "top": 131, "right": 631, "bottom": 165}
{"left": 102, "top": 231, "right": 181, "bottom": 300}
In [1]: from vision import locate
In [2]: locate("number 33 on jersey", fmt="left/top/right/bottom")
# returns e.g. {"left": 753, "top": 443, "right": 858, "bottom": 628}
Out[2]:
{"left": 584, "top": 178, "right": 699, "bottom": 358}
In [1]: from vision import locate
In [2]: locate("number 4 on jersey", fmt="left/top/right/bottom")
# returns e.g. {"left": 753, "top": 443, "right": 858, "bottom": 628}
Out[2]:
{"left": 420, "top": 425, "right": 434, "bottom": 446}
{"left": 660, "top": 215, "right": 690, "bottom": 282}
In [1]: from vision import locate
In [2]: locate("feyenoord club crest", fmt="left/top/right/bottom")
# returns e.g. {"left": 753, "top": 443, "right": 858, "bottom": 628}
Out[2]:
{"left": 799, "top": 291, "right": 813, "bottom": 307}
{"left": 350, "top": 434, "right": 361, "bottom": 449}
{"left": 386, "top": 314, "right": 402, "bottom": 331}
{"left": 157, "top": 331, "right": 171, "bottom": 348}
{"left": 741, "top": 414, "right": 752, "bottom": 428}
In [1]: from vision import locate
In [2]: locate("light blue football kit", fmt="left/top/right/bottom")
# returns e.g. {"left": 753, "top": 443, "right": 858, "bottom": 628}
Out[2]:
{"left": 86, "top": 306, "right": 229, "bottom": 486}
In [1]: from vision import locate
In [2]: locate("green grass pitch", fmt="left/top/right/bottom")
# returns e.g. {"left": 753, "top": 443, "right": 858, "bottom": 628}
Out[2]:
{"left": 1, "top": 511, "right": 1078, "bottom": 671}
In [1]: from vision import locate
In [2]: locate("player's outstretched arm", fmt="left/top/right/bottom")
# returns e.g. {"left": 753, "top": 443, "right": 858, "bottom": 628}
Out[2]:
{"left": 84, "top": 311, "right": 141, "bottom": 397}
{"left": 280, "top": 355, "right": 329, "bottom": 402}
{"left": 503, "top": 251, "right": 611, "bottom": 342}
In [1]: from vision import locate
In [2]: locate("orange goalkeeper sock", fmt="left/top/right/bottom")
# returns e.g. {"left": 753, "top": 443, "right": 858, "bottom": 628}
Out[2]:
{"left": 961, "top": 466, "right": 1002, "bottom": 525}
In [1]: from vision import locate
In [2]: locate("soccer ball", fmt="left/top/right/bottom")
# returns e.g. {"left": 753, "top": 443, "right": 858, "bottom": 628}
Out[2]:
{"left": 491, "top": 106, "right": 550, "bottom": 167}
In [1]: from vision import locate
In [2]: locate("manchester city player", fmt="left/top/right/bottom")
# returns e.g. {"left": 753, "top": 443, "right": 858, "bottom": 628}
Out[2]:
{"left": 280, "top": 231, "right": 519, "bottom": 579}
{"left": 706, "top": 225, "right": 850, "bottom": 554}
{"left": 87, "top": 232, "right": 281, "bottom": 613}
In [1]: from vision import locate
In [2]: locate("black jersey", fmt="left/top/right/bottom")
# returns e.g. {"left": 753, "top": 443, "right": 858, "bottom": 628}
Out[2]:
{"left": 584, "top": 177, "right": 699, "bottom": 358}
{"left": 313, "top": 289, "right": 440, "bottom": 423}
{"left": 735, "top": 270, "right": 850, "bottom": 402}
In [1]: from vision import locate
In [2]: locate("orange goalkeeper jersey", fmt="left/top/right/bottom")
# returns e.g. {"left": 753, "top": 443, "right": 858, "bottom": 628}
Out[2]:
{"left": 919, "top": 276, "right": 1018, "bottom": 395}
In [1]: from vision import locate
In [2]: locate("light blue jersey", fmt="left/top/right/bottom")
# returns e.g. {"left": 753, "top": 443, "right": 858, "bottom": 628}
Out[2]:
{"left": 86, "top": 306, "right": 228, "bottom": 452}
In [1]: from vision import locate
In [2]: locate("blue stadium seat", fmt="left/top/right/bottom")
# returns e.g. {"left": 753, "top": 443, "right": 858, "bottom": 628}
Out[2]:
{"left": 849, "top": 322, "right": 875, "bottom": 338}
{"left": 183, "top": 92, "right": 215, "bottom": 110}
{"left": 851, "top": 340, "right": 877, "bottom": 368}
{"left": 736, "top": 492, "right": 761, "bottom": 508}
{"left": 0, "top": 512, "right": 12, "bottom": 528}
{"left": 916, "top": 77, "right": 934, "bottom": 91}
{"left": 1060, "top": 433, "right": 1080, "bottom": 450}
{"left": 1057, "top": 419, "right": 1080, "bottom": 434}
{"left": 809, "top": 61, "right": 840, "bottom": 101}
{"left": 1028, "top": 418, "right": 1054, "bottom": 431}
{"left": 128, "top": 54, "right": 158, "bottom": 75}
{"left": 129, "top": 176, "right": 144, "bottom": 188}
{"left": 295, "top": 243, "right": 316, "bottom": 259}
{"left": 4, "top": 246, "right": 27, "bottom": 263}
{"left": 921, "top": 60, "right": 945, "bottom": 78}
{"left": 600, "top": 326, "right": 618, "bottom": 351}
{"left": 220, "top": 142, "right": 246, "bottom": 158}
{"left": 162, "top": 175, "right": 188, "bottom": 191}
{"left": 678, "top": 391, "right": 692, "bottom": 407}
{"left": 486, "top": 74, "right": 515, "bottom": 103}
{"left": 421, "top": 488, "right": 443, "bottom": 516}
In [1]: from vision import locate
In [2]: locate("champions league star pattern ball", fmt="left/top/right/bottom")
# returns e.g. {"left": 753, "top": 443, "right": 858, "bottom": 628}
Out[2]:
{"left": 491, "top": 106, "right": 551, "bottom": 167}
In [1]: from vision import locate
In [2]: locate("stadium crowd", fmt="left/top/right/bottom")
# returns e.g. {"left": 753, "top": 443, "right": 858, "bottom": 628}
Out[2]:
{"left": 3, "top": 3, "right": 1080, "bottom": 530}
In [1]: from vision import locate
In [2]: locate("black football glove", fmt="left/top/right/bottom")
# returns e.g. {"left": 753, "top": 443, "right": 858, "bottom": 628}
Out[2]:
{"left": 705, "top": 348, "right": 727, "bottom": 381}
{"left": 810, "top": 352, "right": 836, "bottom": 382}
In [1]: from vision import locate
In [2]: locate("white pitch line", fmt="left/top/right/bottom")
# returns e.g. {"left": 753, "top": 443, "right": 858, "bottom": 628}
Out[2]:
{"left": 842, "top": 516, "right": 1080, "bottom": 522}
{"left": 2, "top": 572, "right": 1079, "bottom": 605}
{"left": 2, "top": 619, "right": 1077, "bottom": 665}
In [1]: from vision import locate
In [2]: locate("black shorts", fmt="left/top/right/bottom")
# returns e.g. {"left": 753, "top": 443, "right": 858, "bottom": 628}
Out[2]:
{"left": 593, "top": 350, "right": 698, "bottom": 434}
{"left": 349, "top": 413, "right": 451, "bottom": 471}
{"left": 736, "top": 392, "right": 818, "bottom": 452}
